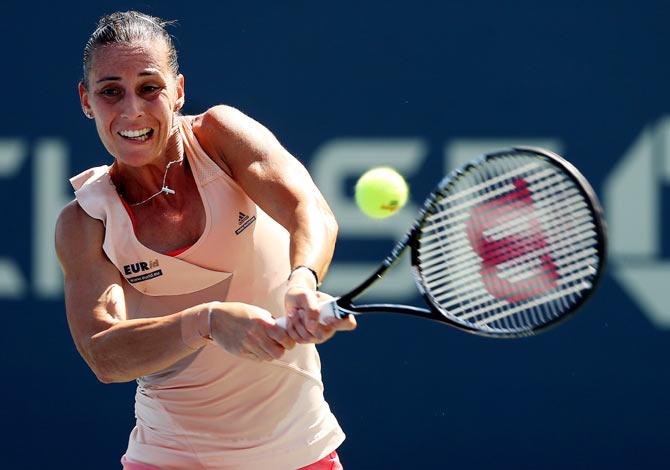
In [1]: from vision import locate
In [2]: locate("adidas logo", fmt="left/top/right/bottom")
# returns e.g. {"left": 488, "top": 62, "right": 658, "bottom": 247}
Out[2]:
{"left": 235, "top": 211, "right": 256, "bottom": 235}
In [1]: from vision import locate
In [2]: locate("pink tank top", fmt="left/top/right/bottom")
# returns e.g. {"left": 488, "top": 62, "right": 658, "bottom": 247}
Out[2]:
{"left": 70, "top": 116, "right": 344, "bottom": 469}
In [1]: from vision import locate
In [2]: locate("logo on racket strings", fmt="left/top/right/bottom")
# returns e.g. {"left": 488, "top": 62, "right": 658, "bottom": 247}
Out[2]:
{"left": 466, "top": 179, "right": 558, "bottom": 302}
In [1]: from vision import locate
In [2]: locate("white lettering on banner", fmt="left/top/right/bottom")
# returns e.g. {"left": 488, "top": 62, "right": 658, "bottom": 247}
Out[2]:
{"left": 33, "top": 140, "right": 69, "bottom": 298}
{"left": 0, "top": 138, "right": 69, "bottom": 300}
{"left": 0, "top": 260, "right": 27, "bottom": 299}
{"left": 0, "top": 139, "right": 28, "bottom": 298}
{"left": 604, "top": 117, "right": 670, "bottom": 328}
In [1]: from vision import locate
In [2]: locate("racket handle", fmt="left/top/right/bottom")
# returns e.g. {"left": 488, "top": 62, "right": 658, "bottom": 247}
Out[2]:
{"left": 275, "top": 299, "right": 344, "bottom": 329}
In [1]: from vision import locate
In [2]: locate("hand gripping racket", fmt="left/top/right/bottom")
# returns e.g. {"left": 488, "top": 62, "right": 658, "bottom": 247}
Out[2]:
{"left": 280, "top": 147, "right": 607, "bottom": 338}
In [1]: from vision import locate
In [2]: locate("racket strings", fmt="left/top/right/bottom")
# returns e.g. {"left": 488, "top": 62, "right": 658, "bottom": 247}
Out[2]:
{"left": 421, "top": 169, "right": 584, "bottom": 244}
{"left": 424, "top": 167, "right": 558, "bottom": 230}
{"left": 420, "top": 197, "right": 593, "bottom": 273}
{"left": 454, "top": 162, "right": 594, "bottom": 328}
{"left": 416, "top": 153, "right": 601, "bottom": 333}
{"left": 427, "top": 161, "right": 542, "bottom": 216}
{"left": 422, "top": 225, "right": 596, "bottom": 289}
{"left": 421, "top": 172, "right": 592, "bottom": 281}
{"left": 449, "top": 262, "right": 595, "bottom": 320}
{"left": 426, "top": 238, "right": 598, "bottom": 304}
{"left": 421, "top": 214, "right": 596, "bottom": 287}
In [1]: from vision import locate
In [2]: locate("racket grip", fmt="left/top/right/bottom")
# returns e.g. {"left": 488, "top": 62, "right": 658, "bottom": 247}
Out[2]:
{"left": 275, "top": 299, "right": 343, "bottom": 329}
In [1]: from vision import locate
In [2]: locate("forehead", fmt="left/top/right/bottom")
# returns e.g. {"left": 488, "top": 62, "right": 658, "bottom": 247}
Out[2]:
{"left": 89, "top": 39, "right": 171, "bottom": 78}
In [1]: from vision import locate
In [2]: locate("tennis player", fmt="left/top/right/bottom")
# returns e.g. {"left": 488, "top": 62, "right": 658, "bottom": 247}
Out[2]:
{"left": 56, "top": 11, "right": 355, "bottom": 469}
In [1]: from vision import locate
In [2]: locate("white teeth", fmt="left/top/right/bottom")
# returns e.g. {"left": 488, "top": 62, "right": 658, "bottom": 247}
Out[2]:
{"left": 119, "top": 128, "right": 152, "bottom": 138}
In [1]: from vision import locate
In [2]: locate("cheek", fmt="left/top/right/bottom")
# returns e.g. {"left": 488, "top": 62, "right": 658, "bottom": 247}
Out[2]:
{"left": 89, "top": 101, "right": 115, "bottom": 127}
{"left": 154, "top": 98, "right": 177, "bottom": 128}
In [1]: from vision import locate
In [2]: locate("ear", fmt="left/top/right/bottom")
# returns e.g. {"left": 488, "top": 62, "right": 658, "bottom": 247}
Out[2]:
{"left": 174, "top": 74, "right": 185, "bottom": 111}
{"left": 79, "top": 82, "right": 94, "bottom": 119}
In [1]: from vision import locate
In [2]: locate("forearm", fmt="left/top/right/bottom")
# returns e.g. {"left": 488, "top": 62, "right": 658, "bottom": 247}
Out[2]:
{"left": 289, "top": 198, "right": 338, "bottom": 284}
{"left": 87, "top": 305, "right": 210, "bottom": 383}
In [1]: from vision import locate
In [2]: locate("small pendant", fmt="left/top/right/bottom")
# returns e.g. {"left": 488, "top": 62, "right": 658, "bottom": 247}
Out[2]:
{"left": 162, "top": 186, "right": 176, "bottom": 195}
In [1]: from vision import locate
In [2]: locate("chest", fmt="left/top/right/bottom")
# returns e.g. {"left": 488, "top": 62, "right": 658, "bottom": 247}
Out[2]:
{"left": 131, "top": 187, "right": 206, "bottom": 254}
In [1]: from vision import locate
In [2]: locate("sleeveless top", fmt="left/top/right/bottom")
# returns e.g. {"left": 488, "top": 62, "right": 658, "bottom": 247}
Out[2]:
{"left": 70, "top": 115, "right": 345, "bottom": 470}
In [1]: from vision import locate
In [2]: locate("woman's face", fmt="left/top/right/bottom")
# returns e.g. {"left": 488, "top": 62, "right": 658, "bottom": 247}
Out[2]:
{"left": 79, "top": 39, "right": 184, "bottom": 167}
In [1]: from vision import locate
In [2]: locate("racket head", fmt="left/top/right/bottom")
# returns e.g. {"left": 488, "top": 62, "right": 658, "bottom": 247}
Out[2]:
{"left": 410, "top": 147, "right": 607, "bottom": 338}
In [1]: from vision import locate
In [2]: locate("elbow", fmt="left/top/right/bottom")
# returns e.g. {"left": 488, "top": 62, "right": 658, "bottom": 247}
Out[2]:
{"left": 83, "top": 337, "right": 132, "bottom": 384}
{"left": 87, "top": 353, "right": 118, "bottom": 384}
{"left": 85, "top": 357, "right": 117, "bottom": 384}
{"left": 94, "top": 372, "right": 116, "bottom": 385}
{"left": 94, "top": 366, "right": 134, "bottom": 384}
{"left": 91, "top": 360, "right": 132, "bottom": 384}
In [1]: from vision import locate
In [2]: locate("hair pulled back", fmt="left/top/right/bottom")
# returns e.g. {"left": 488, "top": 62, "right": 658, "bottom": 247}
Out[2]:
{"left": 82, "top": 11, "right": 179, "bottom": 88}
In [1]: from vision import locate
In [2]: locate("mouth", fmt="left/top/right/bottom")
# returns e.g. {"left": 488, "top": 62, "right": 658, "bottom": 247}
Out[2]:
{"left": 118, "top": 127, "right": 154, "bottom": 142}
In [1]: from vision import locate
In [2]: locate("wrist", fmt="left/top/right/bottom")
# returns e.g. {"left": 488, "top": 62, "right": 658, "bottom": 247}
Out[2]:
{"left": 288, "top": 265, "right": 320, "bottom": 290}
{"left": 180, "top": 307, "right": 213, "bottom": 350}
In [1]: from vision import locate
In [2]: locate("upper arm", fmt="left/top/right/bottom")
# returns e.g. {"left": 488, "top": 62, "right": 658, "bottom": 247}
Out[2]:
{"left": 193, "top": 105, "right": 332, "bottom": 230}
{"left": 55, "top": 201, "right": 127, "bottom": 371}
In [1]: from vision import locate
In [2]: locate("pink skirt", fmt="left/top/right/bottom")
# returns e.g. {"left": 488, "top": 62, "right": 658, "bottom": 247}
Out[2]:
{"left": 121, "top": 450, "right": 343, "bottom": 469}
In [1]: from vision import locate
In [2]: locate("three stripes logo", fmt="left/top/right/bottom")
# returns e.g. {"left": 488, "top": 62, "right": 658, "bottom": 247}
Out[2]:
{"left": 235, "top": 211, "right": 256, "bottom": 235}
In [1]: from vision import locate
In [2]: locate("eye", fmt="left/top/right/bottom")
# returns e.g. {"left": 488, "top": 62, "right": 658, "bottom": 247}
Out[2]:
{"left": 99, "top": 87, "right": 121, "bottom": 97}
{"left": 141, "top": 84, "right": 162, "bottom": 94}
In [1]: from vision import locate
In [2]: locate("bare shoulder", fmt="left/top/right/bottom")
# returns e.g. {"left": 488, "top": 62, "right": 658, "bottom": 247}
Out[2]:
{"left": 194, "top": 104, "right": 251, "bottom": 133}
{"left": 192, "top": 106, "right": 275, "bottom": 169}
{"left": 55, "top": 200, "right": 106, "bottom": 275}
{"left": 191, "top": 105, "right": 242, "bottom": 145}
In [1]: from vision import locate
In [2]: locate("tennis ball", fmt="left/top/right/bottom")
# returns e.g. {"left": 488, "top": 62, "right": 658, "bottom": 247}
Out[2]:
{"left": 354, "top": 167, "right": 409, "bottom": 219}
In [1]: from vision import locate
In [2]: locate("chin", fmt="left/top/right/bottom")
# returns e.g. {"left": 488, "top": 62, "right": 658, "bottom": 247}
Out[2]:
{"left": 113, "top": 148, "right": 160, "bottom": 167}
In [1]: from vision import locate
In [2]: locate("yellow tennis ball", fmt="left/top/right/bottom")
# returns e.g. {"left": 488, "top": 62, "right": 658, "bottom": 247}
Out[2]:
{"left": 354, "top": 167, "right": 409, "bottom": 219}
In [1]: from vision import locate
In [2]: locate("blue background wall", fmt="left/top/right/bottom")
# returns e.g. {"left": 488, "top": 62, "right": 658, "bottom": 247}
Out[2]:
{"left": 2, "top": 1, "right": 669, "bottom": 468}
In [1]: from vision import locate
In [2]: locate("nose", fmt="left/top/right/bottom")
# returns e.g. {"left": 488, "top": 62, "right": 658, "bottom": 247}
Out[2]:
{"left": 120, "top": 93, "right": 144, "bottom": 119}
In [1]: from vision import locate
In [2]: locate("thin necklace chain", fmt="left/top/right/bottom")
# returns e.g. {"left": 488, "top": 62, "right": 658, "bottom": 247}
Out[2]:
{"left": 128, "top": 140, "right": 184, "bottom": 207}
{"left": 129, "top": 156, "right": 183, "bottom": 206}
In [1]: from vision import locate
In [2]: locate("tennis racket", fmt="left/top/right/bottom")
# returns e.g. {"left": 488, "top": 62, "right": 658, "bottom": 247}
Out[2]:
{"left": 279, "top": 147, "right": 607, "bottom": 338}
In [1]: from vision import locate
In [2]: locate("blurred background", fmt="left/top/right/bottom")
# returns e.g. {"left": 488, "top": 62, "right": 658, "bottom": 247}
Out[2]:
{"left": 2, "top": 1, "right": 669, "bottom": 468}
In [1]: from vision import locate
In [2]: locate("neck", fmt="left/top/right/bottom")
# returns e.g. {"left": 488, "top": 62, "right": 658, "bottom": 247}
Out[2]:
{"left": 111, "top": 130, "right": 185, "bottom": 206}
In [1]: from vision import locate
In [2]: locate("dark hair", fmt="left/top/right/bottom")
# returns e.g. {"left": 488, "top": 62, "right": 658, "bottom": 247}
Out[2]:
{"left": 82, "top": 11, "right": 179, "bottom": 88}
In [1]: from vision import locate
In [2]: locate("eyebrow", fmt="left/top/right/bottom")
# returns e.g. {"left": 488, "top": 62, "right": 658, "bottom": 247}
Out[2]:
{"left": 96, "top": 69, "right": 162, "bottom": 83}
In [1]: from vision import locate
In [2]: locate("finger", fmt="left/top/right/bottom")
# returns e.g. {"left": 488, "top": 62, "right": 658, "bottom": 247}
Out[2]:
{"left": 287, "top": 313, "right": 314, "bottom": 343}
{"left": 242, "top": 331, "right": 274, "bottom": 361}
{"left": 256, "top": 338, "right": 286, "bottom": 360}
{"left": 324, "top": 315, "right": 357, "bottom": 331}
{"left": 288, "top": 305, "right": 320, "bottom": 336}
{"left": 304, "top": 311, "right": 321, "bottom": 335}
{"left": 267, "top": 325, "right": 296, "bottom": 350}
{"left": 292, "top": 314, "right": 335, "bottom": 343}
{"left": 293, "top": 292, "right": 321, "bottom": 335}
{"left": 246, "top": 327, "right": 285, "bottom": 360}
{"left": 303, "top": 289, "right": 320, "bottom": 311}
{"left": 247, "top": 344, "right": 274, "bottom": 361}
{"left": 241, "top": 350, "right": 263, "bottom": 362}
{"left": 311, "top": 324, "right": 336, "bottom": 343}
